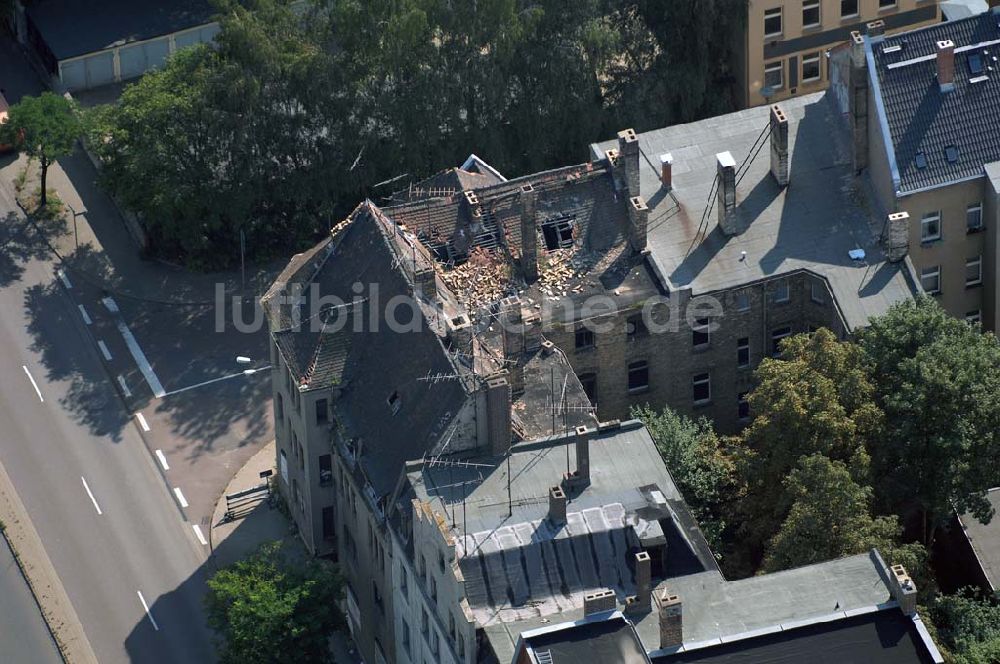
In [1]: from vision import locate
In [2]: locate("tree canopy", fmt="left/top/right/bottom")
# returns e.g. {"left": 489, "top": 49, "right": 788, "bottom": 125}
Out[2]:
{"left": 930, "top": 591, "right": 1000, "bottom": 664}
{"left": 87, "top": 0, "right": 747, "bottom": 267}
{"left": 632, "top": 404, "right": 743, "bottom": 552}
{"left": 205, "top": 542, "right": 344, "bottom": 664}
{"left": 858, "top": 297, "right": 1000, "bottom": 545}
{"left": 5, "top": 91, "right": 80, "bottom": 208}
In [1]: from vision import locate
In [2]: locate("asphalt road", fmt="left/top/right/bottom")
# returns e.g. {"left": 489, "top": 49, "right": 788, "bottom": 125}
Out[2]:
{"left": 0, "top": 535, "right": 63, "bottom": 664}
{"left": 0, "top": 187, "right": 216, "bottom": 662}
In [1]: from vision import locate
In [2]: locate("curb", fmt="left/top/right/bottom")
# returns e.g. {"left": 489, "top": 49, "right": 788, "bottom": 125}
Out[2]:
{"left": 0, "top": 457, "right": 99, "bottom": 664}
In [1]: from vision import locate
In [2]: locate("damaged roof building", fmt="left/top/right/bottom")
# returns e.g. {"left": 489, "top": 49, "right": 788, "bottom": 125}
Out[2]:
{"left": 262, "top": 80, "right": 922, "bottom": 664}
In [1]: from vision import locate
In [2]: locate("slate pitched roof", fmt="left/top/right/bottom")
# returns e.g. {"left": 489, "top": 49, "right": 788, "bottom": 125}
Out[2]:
{"left": 266, "top": 202, "right": 471, "bottom": 496}
{"left": 871, "top": 9, "right": 1000, "bottom": 193}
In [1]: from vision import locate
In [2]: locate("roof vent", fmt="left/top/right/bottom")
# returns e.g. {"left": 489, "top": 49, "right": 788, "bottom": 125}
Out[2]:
{"left": 945, "top": 145, "right": 959, "bottom": 163}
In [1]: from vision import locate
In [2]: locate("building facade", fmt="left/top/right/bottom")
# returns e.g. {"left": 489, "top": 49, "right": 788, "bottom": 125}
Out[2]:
{"left": 739, "top": 0, "right": 940, "bottom": 107}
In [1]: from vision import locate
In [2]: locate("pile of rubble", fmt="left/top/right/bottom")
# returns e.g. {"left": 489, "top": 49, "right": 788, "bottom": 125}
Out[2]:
{"left": 439, "top": 247, "right": 514, "bottom": 312}
{"left": 537, "top": 249, "right": 602, "bottom": 298}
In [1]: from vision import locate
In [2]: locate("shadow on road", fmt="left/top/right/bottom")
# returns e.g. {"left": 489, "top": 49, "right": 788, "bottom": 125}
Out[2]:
{"left": 0, "top": 209, "right": 67, "bottom": 288}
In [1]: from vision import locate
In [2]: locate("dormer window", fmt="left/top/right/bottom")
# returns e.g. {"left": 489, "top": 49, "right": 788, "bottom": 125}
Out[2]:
{"left": 915, "top": 152, "right": 927, "bottom": 169}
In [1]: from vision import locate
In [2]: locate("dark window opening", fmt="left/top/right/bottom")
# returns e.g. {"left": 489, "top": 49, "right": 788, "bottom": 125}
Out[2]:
{"left": 693, "top": 318, "right": 710, "bottom": 347}
{"left": 578, "top": 372, "right": 597, "bottom": 405}
{"left": 319, "top": 454, "right": 333, "bottom": 486}
{"left": 575, "top": 327, "right": 595, "bottom": 350}
{"left": 771, "top": 326, "right": 792, "bottom": 356}
{"left": 693, "top": 373, "right": 711, "bottom": 404}
{"left": 322, "top": 506, "right": 336, "bottom": 540}
{"left": 541, "top": 216, "right": 576, "bottom": 252}
{"left": 626, "top": 315, "right": 647, "bottom": 341}
{"left": 738, "top": 392, "right": 750, "bottom": 420}
{"left": 315, "top": 398, "right": 328, "bottom": 425}
{"left": 969, "top": 54, "right": 984, "bottom": 75}
{"left": 737, "top": 338, "right": 750, "bottom": 368}
{"left": 628, "top": 361, "right": 649, "bottom": 393}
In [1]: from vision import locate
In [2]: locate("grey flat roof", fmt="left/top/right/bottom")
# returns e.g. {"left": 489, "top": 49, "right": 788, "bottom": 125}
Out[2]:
{"left": 871, "top": 10, "right": 1000, "bottom": 193}
{"left": 591, "top": 92, "right": 917, "bottom": 330}
{"left": 486, "top": 550, "right": 899, "bottom": 661}
{"left": 409, "top": 420, "right": 717, "bottom": 626}
{"left": 27, "top": 0, "right": 216, "bottom": 60}
{"left": 521, "top": 614, "right": 651, "bottom": 664}
{"left": 959, "top": 487, "right": 1000, "bottom": 591}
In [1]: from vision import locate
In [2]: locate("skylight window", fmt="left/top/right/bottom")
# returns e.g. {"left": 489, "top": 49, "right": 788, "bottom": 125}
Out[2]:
{"left": 945, "top": 145, "right": 959, "bottom": 163}
{"left": 968, "top": 54, "right": 985, "bottom": 75}
{"left": 915, "top": 152, "right": 927, "bottom": 169}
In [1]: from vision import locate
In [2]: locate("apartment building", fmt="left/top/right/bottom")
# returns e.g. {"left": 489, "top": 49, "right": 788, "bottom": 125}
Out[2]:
{"left": 739, "top": 0, "right": 940, "bottom": 107}
{"left": 834, "top": 9, "right": 1000, "bottom": 328}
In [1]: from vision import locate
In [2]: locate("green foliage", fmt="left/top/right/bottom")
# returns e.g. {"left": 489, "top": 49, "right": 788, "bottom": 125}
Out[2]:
{"left": 89, "top": 0, "right": 746, "bottom": 267}
{"left": 738, "top": 328, "right": 881, "bottom": 555}
{"left": 5, "top": 92, "right": 80, "bottom": 208}
{"left": 205, "top": 541, "right": 344, "bottom": 664}
{"left": 761, "top": 454, "right": 919, "bottom": 574}
{"left": 931, "top": 591, "right": 1000, "bottom": 664}
{"left": 858, "top": 297, "right": 1000, "bottom": 545}
{"left": 631, "top": 404, "right": 742, "bottom": 551}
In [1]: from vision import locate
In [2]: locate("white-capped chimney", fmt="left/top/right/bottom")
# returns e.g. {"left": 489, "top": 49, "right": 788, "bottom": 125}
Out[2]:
{"left": 617, "top": 128, "right": 640, "bottom": 198}
{"left": 659, "top": 153, "right": 674, "bottom": 191}
{"left": 628, "top": 196, "right": 649, "bottom": 253}
{"left": 655, "top": 589, "right": 683, "bottom": 649}
{"left": 548, "top": 485, "right": 567, "bottom": 524}
{"left": 937, "top": 40, "right": 956, "bottom": 92}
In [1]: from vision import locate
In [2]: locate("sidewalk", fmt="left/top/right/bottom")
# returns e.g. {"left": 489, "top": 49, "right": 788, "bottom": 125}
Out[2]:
{"left": 208, "top": 441, "right": 361, "bottom": 663}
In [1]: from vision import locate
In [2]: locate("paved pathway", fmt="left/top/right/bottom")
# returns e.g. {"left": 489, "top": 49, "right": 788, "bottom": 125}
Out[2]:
{"left": 0, "top": 534, "right": 63, "bottom": 664}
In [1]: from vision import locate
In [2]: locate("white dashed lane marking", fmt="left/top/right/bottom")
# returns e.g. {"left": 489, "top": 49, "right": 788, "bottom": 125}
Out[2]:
{"left": 173, "top": 488, "right": 188, "bottom": 509}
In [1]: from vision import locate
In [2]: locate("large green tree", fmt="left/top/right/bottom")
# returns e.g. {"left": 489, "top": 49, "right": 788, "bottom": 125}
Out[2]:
{"left": 762, "top": 454, "right": 923, "bottom": 575}
{"left": 87, "top": 0, "right": 357, "bottom": 267}
{"left": 632, "top": 404, "right": 742, "bottom": 551}
{"left": 858, "top": 297, "right": 1000, "bottom": 546}
{"left": 5, "top": 92, "right": 80, "bottom": 208}
{"left": 737, "top": 328, "right": 882, "bottom": 557}
{"left": 931, "top": 591, "right": 1000, "bottom": 664}
{"left": 206, "top": 541, "right": 344, "bottom": 664}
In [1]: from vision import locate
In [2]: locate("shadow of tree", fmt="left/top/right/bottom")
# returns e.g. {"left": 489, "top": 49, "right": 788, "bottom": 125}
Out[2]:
{"left": 23, "top": 280, "right": 130, "bottom": 442}
{"left": 0, "top": 209, "right": 68, "bottom": 287}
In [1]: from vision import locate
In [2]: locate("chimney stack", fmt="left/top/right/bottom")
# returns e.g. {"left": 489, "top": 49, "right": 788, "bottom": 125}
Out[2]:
{"left": 769, "top": 105, "right": 789, "bottom": 187}
{"left": 413, "top": 267, "right": 437, "bottom": 300}
{"left": 659, "top": 153, "right": 674, "bottom": 191}
{"left": 548, "top": 486, "right": 567, "bottom": 524}
{"left": 937, "top": 40, "right": 956, "bottom": 92}
{"left": 485, "top": 372, "right": 512, "bottom": 456}
{"left": 523, "top": 313, "right": 542, "bottom": 352}
{"left": 886, "top": 212, "right": 909, "bottom": 262}
{"left": 583, "top": 589, "right": 617, "bottom": 616}
{"left": 575, "top": 425, "right": 591, "bottom": 486}
{"left": 447, "top": 314, "right": 473, "bottom": 359}
{"left": 849, "top": 31, "right": 868, "bottom": 174}
{"left": 655, "top": 590, "right": 683, "bottom": 650}
{"left": 716, "top": 152, "right": 738, "bottom": 235}
{"left": 889, "top": 564, "right": 918, "bottom": 616}
{"left": 866, "top": 19, "right": 886, "bottom": 39}
{"left": 628, "top": 196, "right": 649, "bottom": 253}
{"left": 500, "top": 296, "right": 523, "bottom": 359}
{"left": 520, "top": 183, "right": 538, "bottom": 282}
{"left": 635, "top": 551, "right": 652, "bottom": 611}
{"left": 618, "top": 128, "right": 640, "bottom": 198}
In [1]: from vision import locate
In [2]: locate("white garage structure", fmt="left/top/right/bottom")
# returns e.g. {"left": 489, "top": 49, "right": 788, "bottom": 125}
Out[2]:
{"left": 24, "top": 0, "right": 219, "bottom": 92}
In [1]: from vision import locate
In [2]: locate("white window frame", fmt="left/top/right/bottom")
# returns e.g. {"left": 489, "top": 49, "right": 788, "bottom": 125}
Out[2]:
{"left": 802, "top": 0, "right": 821, "bottom": 28}
{"left": 921, "top": 266, "right": 941, "bottom": 294}
{"left": 802, "top": 52, "right": 822, "bottom": 82}
{"left": 966, "top": 310, "right": 982, "bottom": 326}
{"left": 764, "top": 7, "right": 783, "bottom": 37}
{"left": 921, "top": 212, "right": 941, "bottom": 242}
{"left": 764, "top": 60, "right": 784, "bottom": 90}
{"left": 967, "top": 203, "right": 983, "bottom": 232}
{"left": 771, "top": 326, "right": 793, "bottom": 356}
{"left": 878, "top": 0, "right": 897, "bottom": 9}
{"left": 692, "top": 373, "right": 711, "bottom": 405}
{"left": 966, "top": 256, "right": 982, "bottom": 286}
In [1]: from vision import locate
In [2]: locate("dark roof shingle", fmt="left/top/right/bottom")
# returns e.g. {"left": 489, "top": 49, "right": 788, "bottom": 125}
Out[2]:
{"left": 871, "top": 10, "right": 1000, "bottom": 193}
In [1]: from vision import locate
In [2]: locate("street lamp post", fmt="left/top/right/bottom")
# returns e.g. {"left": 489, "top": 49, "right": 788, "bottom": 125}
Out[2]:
{"left": 67, "top": 203, "right": 87, "bottom": 252}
